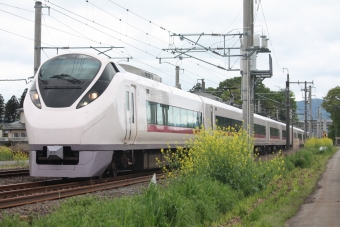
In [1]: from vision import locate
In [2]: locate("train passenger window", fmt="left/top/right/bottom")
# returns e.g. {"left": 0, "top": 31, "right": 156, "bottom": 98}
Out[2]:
{"left": 168, "top": 106, "right": 173, "bottom": 126}
{"left": 126, "top": 91, "right": 130, "bottom": 111}
{"left": 270, "top": 127, "right": 279, "bottom": 137}
{"left": 255, "top": 124, "right": 266, "bottom": 135}
{"left": 131, "top": 93, "right": 134, "bottom": 123}
{"left": 187, "top": 110, "right": 195, "bottom": 128}
{"left": 173, "top": 107, "right": 181, "bottom": 127}
{"left": 146, "top": 101, "right": 157, "bottom": 124}
{"left": 161, "top": 104, "right": 169, "bottom": 126}
{"left": 196, "top": 112, "right": 202, "bottom": 127}
{"left": 282, "top": 130, "right": 287, "bottom": 138}
{"left": 180, "top": 109, "right": 187, "bottom": 127}
{"left": 157, "top": 104, "right": 164, "bottom": 125}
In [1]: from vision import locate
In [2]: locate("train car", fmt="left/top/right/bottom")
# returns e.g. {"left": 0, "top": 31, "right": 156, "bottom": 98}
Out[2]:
{"left": 24, "top": 52, "right": 304, "bottom": 178}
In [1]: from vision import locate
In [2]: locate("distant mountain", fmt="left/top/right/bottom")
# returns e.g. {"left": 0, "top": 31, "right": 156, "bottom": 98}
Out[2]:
{"left": 296, "top": 98, "right": 330, "bottom": 121}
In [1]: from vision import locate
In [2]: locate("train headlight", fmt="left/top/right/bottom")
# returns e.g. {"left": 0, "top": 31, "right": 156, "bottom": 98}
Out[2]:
{"left": 88, "top": 91, "right": 98, "bottom": 100}
{"left": 29, "top": 90, "right": 42, "bottom": 109}
{"left": 76, "top": 90, "right": 98, "bottom": 109}
{"left": 76, "top": 62, "right": 117, "bottom": 109}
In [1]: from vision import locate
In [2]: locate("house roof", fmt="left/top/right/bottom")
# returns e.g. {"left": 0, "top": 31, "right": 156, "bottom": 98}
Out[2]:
{"left": 1, "top": 121, "right": 26, "bottom": 130}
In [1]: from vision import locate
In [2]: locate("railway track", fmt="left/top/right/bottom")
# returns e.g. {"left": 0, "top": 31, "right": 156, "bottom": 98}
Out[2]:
{"left": 0, "top": 171, "right": 163, "bottom": 209}
{"left": 0, "top": 169, "right": 29, "bottom": 178}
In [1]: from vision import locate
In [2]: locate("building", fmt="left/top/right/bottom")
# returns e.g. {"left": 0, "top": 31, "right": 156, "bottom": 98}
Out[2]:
{"left": 0, "top": 108, "right": 28, "bottom": 143}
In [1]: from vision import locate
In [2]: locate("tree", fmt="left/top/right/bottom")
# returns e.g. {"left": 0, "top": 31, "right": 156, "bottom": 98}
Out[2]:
{"left": 205, "top": 76, "right": 298, "bottom": 122}
{"left": 0, "top": 94, "right": 4, "bottom": 123}
{"left": 4, "top": 96, "right": 19, "bottom": 123}
{"left": 322, "top": 86, "right": 340, "bottom": 140}
{"left": 19, "top": 88, "right": 28, "bottom": 108}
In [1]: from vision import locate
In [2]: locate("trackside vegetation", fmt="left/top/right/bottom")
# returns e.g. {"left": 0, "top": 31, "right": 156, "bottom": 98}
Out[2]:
{"left": 0, "top": 146, "right": 28, "bottom": 168}
{"left": 0, "top": 128, "right": 337, "bottom": 227}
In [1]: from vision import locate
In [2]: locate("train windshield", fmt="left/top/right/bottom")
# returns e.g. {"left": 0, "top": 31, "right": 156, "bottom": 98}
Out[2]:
{"left": 37, "top": 54, "right": 102, "bottom": 108}
{"left": 39, "top": 54, "right": 101, "bottom": 81}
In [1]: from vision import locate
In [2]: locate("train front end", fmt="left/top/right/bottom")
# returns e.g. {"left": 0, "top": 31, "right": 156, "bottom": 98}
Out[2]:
{"left": 24, "top": 53, "right": 120, "bottom": 178}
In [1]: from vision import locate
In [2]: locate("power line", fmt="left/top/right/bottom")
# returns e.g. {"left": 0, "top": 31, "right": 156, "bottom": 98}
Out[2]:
{"left": 0, "top": 3, "right": 34, "bottom": 13}
{"left": 43, "top": 1, "right": 228, "bottom": 86}
{"left": 2, "top": 2, "right": 235, "bottom": 91}
{"left": 260, "top": 3, "right": 282, "bottom": 74}
{"left": 88, "top": 1, "right": 168, "bottom": 45}
{"left": 107, "top": 0, "right": 173, "bottom": 34}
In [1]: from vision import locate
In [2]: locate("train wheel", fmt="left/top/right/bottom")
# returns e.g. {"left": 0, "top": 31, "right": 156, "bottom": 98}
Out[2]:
{"left": 109, "top": 156, "right": 117, "bottom": 177}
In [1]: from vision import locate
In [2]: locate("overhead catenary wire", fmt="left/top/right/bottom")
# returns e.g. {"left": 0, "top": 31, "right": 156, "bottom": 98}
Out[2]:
{"left": 260, "top": 3, "right": 282, "bottom": 74}
{"left": 2, "top": 1, "right": 248, "bottom": 92}
{"left": 42, "top": 1, "right": 226, "bottom": 83}
{"left": 45, "top": 2, "right": 228, "bottom": 85}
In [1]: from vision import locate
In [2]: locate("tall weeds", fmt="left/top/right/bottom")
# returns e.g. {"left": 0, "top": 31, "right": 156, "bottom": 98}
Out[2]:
{"left": 159, "top": 127, "right": 285, "bottom": 196}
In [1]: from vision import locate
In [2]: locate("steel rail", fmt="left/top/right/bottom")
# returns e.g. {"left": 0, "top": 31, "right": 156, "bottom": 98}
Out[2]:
{"left": 0, "top": 173, "right": 162, "bottom": 209}
{"left": 0, "top": 169, "right": 29, "bottom": 178}
{"left": 0, "top": 178, "right": 84, "bottom": 192}
{"left": 0, "top": 171, "right": 160, "bottom": 199}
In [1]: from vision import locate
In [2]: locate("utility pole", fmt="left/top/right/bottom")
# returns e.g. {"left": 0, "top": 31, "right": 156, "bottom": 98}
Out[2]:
{"left": 320, "top": 112, "right": 323, "bottom": 138}
{"left": 175, "top": 66, "right": 181, "bottom": 89}
{"left": 242, "top": 0, "right": 254, "bottom": 135}
{"left": 317, "top": 107, "right": 320, "bottom": 138}
{"left": 287, "top": 80, "right": 313, "bottom": 143}
{"left": 308, "top": 85, "right": 312, "bottom": 137}
{"left": 304, "top": 82, "right": 308, "bottom": 139}
{"left": 34, "top": 1, "right": 42, "bottom": 76}
{"left": 301, "top": 81, "right": 313, "bottom": 139}
{"left": 291, "top": 111, "right": 294, "bottom": 149}
{"left": 283, "top": 68, "right": 290, "bottom": 150}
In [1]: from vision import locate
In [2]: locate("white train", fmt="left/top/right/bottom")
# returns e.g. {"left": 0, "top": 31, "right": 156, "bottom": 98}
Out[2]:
{"left": 24, "top": 53, "right": 305, "bottom": 178}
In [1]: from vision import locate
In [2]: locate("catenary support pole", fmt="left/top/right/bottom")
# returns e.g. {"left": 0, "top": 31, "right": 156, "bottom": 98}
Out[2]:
{"left": 242, "top": 0, "right": 254, "bottom": 136}
{"left": 304, "top": 81, "right": 308, "bottom": 139}
{"left": 175, "top": 66, "right": 180, "bottom": 89}
{"left": 309, "top": 85, "right": 312, "bottom": 137}
{"left": 317, "top": 107, "right": 320, "bottom": 138}
{"left": 284, "top": 68, "right": 290, "bottom": 150}
{"left": 34, "top": 1, "right": 42, "bottom": 76}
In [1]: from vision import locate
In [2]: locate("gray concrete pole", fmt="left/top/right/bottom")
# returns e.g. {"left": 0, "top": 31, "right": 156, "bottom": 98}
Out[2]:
{"left": 317, "top": 107, "right": 320, "bottom": 138}
{"left": 308, "top": 85, "right": 312, "bottom": 137}
{"left": 284, "top": 69, "right": 290, "bottom": 149}
{"left": 291, "top": 111, "right": 294, "bottom": 149}
{"left": 34, "top": 1, "right": 42, "bottom": 76}
{"left": 242, "top": 0, "right": 254, "bottom": 135}
{"left": 175, "top": 66, "right": 180, "bottom": 89}
{"left": 304, "top": 81, "right": 308, "bottom": 139}
{"left": 320, "top": 113, "right": 323, "bottom": 138}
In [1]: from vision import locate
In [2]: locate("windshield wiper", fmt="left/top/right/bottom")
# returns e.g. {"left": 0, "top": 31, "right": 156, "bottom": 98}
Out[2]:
{"left": 50, "top": 74, "right": 83, "bottom": 84}
{"left": 39, "top": 72, "right": 49, "bottom": 84}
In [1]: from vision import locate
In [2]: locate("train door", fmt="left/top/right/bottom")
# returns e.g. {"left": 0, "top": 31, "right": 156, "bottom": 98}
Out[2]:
{"left": 210, "top": 105, "right": 215, "bottom": 129}
{"left": 124, "top": 85, "right": 137, "bottom": 143}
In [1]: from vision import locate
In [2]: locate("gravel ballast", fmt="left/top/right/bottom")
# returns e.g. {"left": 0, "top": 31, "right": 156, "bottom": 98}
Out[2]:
{"left": 0, "top": 175, "right": 149, "bottom": 220}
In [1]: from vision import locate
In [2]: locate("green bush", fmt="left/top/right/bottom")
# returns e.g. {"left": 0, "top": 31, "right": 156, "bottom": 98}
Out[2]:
{"left": 159, "top": 127, "right": 285, "bottom": 196}
{"left": 0, "top": 146, "right": 14, "bottom": 161}
{"left": 284, "top": 149, "right": 313, "bottom": 169}
{"left": 1, "top": 176, "right": 241, "bottom": 227}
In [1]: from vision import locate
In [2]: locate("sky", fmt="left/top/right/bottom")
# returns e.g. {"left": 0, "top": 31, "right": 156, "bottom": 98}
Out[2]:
{"left": 0, "top": 0, "right": 339, "bottom": 106}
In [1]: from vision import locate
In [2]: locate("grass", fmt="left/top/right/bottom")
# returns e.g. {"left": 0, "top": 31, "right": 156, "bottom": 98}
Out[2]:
{"left": 214, "top": 142, "right": 336, "bottom": 226}
{"left": 0, "top": 129, "right": 336, "bottom": 227}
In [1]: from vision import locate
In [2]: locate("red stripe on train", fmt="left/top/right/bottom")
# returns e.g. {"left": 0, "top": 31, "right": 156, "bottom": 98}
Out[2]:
{"left": 254, "top": 134, "right": 266, "bottom": 138}
{"left": 147, "top": 124, "right": 194, "bottom": 134}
